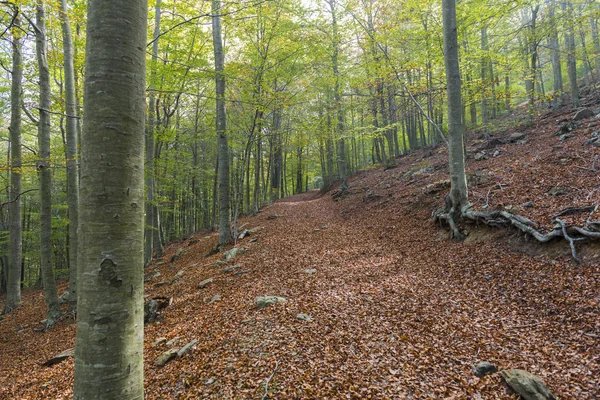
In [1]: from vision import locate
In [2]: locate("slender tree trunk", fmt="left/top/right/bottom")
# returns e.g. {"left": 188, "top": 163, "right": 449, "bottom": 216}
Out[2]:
{"left": 271, "top": 106, "right": 282, "bottom": 200}
{"left": 564, "top": 1, "right": 580, "bottom": 108}
{"left": 481, "top": 26, "right": 488, "bottom": 125}
{"left": 74, "top": 0, "right": 146, "bottom": 398}
{"left": 442, "top": 0, "right": 469, "bottom": 223}
{"left": 548, "top": 0, "right": 564, "bottom": 109}
{"left": 145, "top": 0, "right": 161, "bottom": 266}
{"left": 590, "top": 15, "right": 600, "bottom": 82}
{"left": 5, "top": 10, "right": 23, "bottom": 314}
{"left": 212, "top": 0, "right": 232, "bottom": 245}
{"left": 59, "top": 0, "right": 80, "bottom": 311}
{"left": 35, "top": 0, "right": 61, "bottom": 328}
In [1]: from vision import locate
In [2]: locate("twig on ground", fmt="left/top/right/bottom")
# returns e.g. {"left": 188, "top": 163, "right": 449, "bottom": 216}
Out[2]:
{"left": 261, "top": 361, "right": 279, "bottom": 400}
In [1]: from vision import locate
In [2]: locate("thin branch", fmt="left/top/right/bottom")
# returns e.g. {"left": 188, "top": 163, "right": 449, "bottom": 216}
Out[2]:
{"left": 0, "top": 188, "right": 39, "bottom": 211}
{"left": 261, "top": 361, "right": 279, "bottom": 400}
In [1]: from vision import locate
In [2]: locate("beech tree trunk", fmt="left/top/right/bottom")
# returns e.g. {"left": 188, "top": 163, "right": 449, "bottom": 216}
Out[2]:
{"left": 442, "top": 0, "right": 469, "bottom": 219}
{"left": 35, "top": 0, "right": 61, "bottom": 328}
{"left": 563, "top": 1, "right": 580, "bottom": 108}
{"left": 547, "top": 0, "right": 564, "bottom": 109}
{"left": 145, "top": 0, "right": 162, "bottom": 266}
{"left": 59, "top": 0, "right": 80, "bottom": 312}
{"left": 5, "top": 10, "right": 23, "bottom": 313}
{"left": 212, "top": 0, "right": 232, "bottom": 245}
{"left": 73, "top": 0, "right": 147, "bottom": 398}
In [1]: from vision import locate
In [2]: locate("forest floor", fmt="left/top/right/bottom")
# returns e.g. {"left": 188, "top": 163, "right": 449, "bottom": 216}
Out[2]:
{"left": 1, "top": 98, "right": 600, "bottom": 399}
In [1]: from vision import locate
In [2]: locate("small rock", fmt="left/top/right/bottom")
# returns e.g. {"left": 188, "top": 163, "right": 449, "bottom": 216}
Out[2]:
{"left": 154, "top": 281, "right": 170, "bottom": 287}
{"left": 267, "top": 214, "right": 281, "bottom": 220}
{"left": 548, "top": 187, "right": 568, "bottom": 196}
{"left": 247, "top": 226, "right": 263, "bottom": 234}
{"left": 144, "top": 300, "right": 159, "bottom": 324}
{"left": 43, "top": 348, "right": 75, "bottom": 367}
{"left": 500, "top": 369, "right": 556, "bottom": 400}
{"left": 177, "top": 339, "right": 199, "bottom": 357}
{"left": 170, "top": 254, "right": 179, "bottom": 263}
{"left": 474, "top": 152, "right": 489, "bottom": 161}
{"left": 249, "top": 238, "right": 258, "bottom": 243}
{"left": 215, "top": 260, "right": 227, "bottom": 267}
{"left": 209, "top": 294, "right": 222, "bottom": 304}
{"left": 559, "top": 133, "right": 575, "bottom": 141}
{"left": 492, "top": 150, "right": 501, "bottom": 158}
{"left": 223, "top": 247, "right": 247, "bottom": 261}
{"left": 222, "top": 264, "right": 241, "bottom": 273}
{"left": 238, "top": 229, "right": 249, "bottom": 239}
{"left": 187, "top": 238, "right": 200, "bottom": 246}
{"left": 303, "top": 269, "right": 317, "bottom": 275}
{"left": 296, "top": 313, "right": 313, "bottom": 322}
{"left": 171, "top": 270, "right": 184, "bottom": 281}
{"left": 471, "top": 361, "right": 498, "bottom": 378}
{"left": 152, "top": 337, "right": 167, "bottom": 347}
{"left": 522, "top": 201, "right": 535, "bottom": 208}
{"left": 166, "top": 337, "right": 180, "bottom": 347}
{"left": 198, "top": 278, "right": 214, "bottom": 289}
{"left": 593, "top": 140, "right": 600, "bottom": 147}
{"left": 573, "top": 107, "right": 594, "bottom": 121}
{"left": 509, "top": 132, "right": 527, "bottom": 141}
{"left": 205, "top": 377, "right": 216, "bottom": 385}
{"left": 256, "top": 296, "right": 287, "bottom": 309}
{"left": 153, "top": 271, "right": 162, "bottom": 279}
{"left": 551, "top": 146, "right": 563, "bottom": 151}
{"left": 155, "top": 349, "right": 179, "bottom": 367}
{"left": 313, "top": 228, "right": 321, "bottom": 232}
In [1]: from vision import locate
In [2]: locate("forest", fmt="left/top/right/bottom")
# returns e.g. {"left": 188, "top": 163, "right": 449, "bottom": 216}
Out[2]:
{"left": 0, "top": 0, "right": 598, "bottom": 398}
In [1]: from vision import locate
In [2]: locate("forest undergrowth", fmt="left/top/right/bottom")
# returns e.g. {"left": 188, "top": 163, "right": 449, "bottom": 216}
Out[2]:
{"left": 1, "top": 100, "right": 599, "bottom": 399}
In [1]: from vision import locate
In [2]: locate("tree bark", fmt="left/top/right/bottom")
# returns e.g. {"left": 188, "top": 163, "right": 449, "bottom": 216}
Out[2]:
{"left": 547, "top": 0, "right": 564, "bottom": 109}
{"left": 5, "top": 9, "right": 23, "bottom": 314}
{"left": 73, "top": 0, "right": 146, "bottom": 397}
{"left": 145, "top": 0, "right": 161, "bottom": 266}
{"left": 59, "top": 0, "right": 80, "bottom": 312}
{"left": 212, "top": 0, "right": 232, "bottom": 246}
{"left": 35, "top": 0, "right": 61, "bottom": 328}
{"left": 563, "top": 1, "right": 580, "bottom": 108}
{"left": 442, "top": 0, "right": 469, "bottom": 236}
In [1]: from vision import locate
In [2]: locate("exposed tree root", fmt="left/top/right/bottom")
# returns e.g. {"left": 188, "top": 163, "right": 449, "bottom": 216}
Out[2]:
{"left": 434, "top": 205, "right": 600, "bottom": 264}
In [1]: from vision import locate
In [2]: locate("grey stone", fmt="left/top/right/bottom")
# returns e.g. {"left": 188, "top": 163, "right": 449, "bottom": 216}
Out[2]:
{"left": 492, "top": 150, "right": 501, "bottom": 158}
{"left": 177, "top": 339, "right": 198, "bottom": 357}
{"left": 144, "top": 300, "right": 159, "bottom": 324}
{"left": 215, "top": 260, "right": 227, "bottom": 267}
{"left": 509, "top": 132, "right": 527, "bottom": 141}
{"left": 166, "top": 336, "right": 180, "bottom": 347}
{"left": 471, "top": 361, "right": 498, "bottom": 378}
{"left": 474, "top": 152, "right": 489, "bottom": 161}
{"left": 303, "top": 269, "right": 317, "bottom": 275}
{"left": 209, "top": 294, "right": 222, "bottom": 304}
{"left": 500, "top": 369, "right": 556, "bottom": 400}
{"left": 155, "top": 349, "right": 179, "bottom": 367}
{"left": 296, "top": 313, "right": 313, "bottom": 322}
{"left": 522, "top": 201, "right": 535, "bottom": 208}
{"left": 153, "top": 281, "right": 170, "bottom": 288}
{"left": 256, "top": 296, "right": 287, "bottom": 309}
{"left": 223, "top": 247, "right": 247, "bottom": 261}
{"left": 222, "top": 264, "right": 241, "bottom": 274}
{"left": 198, "top": 278, "right": 214, "bottom": 289}
{"left": 549, "top": 187, "right": 568, "bottom": 196}
{"left": 559, "top": 133, "right": 575, "bottom": 141}
{"left": 573, "top": 107, "right": 594, "bottom": 121}
{"left": 152, "top": 337, "right": 167, "bottom": 347}
{"left": 593, "top": 140, "right": 600, "bottom": 148}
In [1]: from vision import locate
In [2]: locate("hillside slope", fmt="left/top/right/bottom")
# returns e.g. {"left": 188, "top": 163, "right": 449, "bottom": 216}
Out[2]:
{"left": 1, "top": 102, "right": 599, "bottom": 399}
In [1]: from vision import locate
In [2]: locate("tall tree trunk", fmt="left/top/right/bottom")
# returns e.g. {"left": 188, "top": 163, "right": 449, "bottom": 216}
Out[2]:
{"left": 59, "top": 0, "right": 80, "bottom": 311}
{"left": 548, "top": 0, "right": 564, "bottom": 109}
{"left": 212, "top": 0, "right": 232, "bottom": 246}
{"left": 328, "top": 0, "right": 348, "bottom": 191}
{"left": 35, "top": 0, "right": 61, "bottom": 328}
{"left": 442, "top": 0, "right": 469, "bottom": 234}
{"left": 481, "top": 26, "right": 488, "bottom": 125}
{"left": 74, "top": 0, "right": 146, "bottom": 397}
{"left": 5, "top": 10, "right": 22, "bottom": 314}
{"left": 590, "top": 15, "right": 600, "bottom": 82}
{"left": 271, "top": 106, "right": 282, "bottom": 200}
{"left": 145, "top": 0, "right": 161, "bottom": 266}
{"left": 564, "top": 1, "right": 580, "bottom": 108}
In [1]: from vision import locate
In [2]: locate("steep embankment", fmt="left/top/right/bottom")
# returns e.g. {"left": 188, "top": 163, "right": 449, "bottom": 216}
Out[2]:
{"left": 0, "top": 101, "right": 599, "bottom": 399}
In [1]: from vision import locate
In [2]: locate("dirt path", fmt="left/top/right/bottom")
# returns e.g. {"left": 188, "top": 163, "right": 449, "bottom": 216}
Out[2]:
{"left": 1, "top": 185, "right": 598, "bottom": 399}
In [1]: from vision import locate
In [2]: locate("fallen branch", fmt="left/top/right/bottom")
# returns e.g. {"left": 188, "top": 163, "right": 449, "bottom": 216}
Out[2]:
{"left": 261, "top": 361, "right": 279, "bottom": 400}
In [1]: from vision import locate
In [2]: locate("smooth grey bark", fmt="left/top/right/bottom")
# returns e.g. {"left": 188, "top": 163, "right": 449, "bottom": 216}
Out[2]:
{"left": 547, "top": 0, "right": 564, "bottom": 109}
{"left": 271, "top": 105, "right": 282, "bottom": 201}
{"left": 73, "top": 0, "right": 147, "bottom": 398}
{"left": 35, "top": 0, "right": 61, "bottom": 328}
{"left": 5, "top": 10, "right": 23, "bottom": 313}
{"left": 145, "top": 0, "right": 161, "bottom": 266}
{"left": 526, "top": 6, "right": 540, "bottom": 120}
{"left": 563, "top": 1, "right": 580, "bottom": 108}
{"left": 590, "top": 15, "right": 600, "bottom": 81}
{"left": 212, "top": 0, "right": 232, "bottom": 246}
{"left": 481, "top": 27, "right": 488, "bottom": 125}
{"left": 327, "top": 0, "right": 348, "bottom": 191}
{"left": 59, "top": 0, "right": 79, "bottom": 312}
{"left": 442, "top": 0, "right": 469, "bottom": 230}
